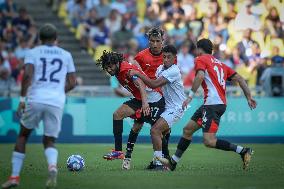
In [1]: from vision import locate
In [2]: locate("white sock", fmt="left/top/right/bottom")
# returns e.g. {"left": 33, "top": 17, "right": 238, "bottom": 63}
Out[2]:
{"left": 154, "top": 151, "right": 163, "bottom": 165}
{"left": 172, "top": 155, "right": 180, "bottom": 163}
{"left": 236, "top": 146, "right": 244, "bottom": 154}
{"left": 11, "top": 151, "right": 25, "bottom": 177}
{"left": 44, "top": 147, "right": 58, "bottom": 171}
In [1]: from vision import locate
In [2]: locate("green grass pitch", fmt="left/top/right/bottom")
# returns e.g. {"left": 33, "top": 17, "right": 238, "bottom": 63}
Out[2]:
{"left": 0, "top": 143, "right": 284, "bottom": 189}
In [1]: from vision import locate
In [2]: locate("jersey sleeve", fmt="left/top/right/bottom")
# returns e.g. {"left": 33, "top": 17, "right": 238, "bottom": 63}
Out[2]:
{"left": 194, "top": 57, "right": 206, "bottom": 72}
{"left": 160, "top": 66, "right": 180, "bottom": 83}
{"left": 134, "top": 52, "right": 142, "bottom": 65}
{"left": 24, "top": 49, "right": 35, "bottom": 65}
{"left": 67, "top": 53, "right": 76, "bottom": 73}
{"left": 224, "top": 64, "right": 236, "bottom": 81}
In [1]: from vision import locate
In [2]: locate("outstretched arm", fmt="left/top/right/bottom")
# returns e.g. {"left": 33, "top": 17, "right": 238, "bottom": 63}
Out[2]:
{"left": 231, "top": 73, "right": 257, "bottom": 109}
{"left": 129, "top": 70, "right": 167, "bottom": 89}
{"left": 182, "top": 70, "right": 205, "bottom": 109}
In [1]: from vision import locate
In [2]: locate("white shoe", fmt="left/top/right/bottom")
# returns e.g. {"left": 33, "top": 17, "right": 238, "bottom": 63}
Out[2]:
{"left": 46, "top": 169, "right": 57, "bottom": 189}
{"left": 122, "top": 158, "right": 131, "bottom": 170}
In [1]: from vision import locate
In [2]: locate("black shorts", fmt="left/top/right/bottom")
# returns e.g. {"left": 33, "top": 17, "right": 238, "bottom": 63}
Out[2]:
{"left": 123, "top": 97, "right": 165, "bottom": 125}
{"left": 191, "top": 104, "right": 226, "bottom": 133}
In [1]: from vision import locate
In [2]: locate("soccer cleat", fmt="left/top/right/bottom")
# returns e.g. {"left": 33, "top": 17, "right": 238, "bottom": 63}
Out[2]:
{"left": 46, "top": 169, "right": 57, "bottom": 189}
{"left": 122, "top": 158, "right": 131, "bottom": 170}
{"left": 1, "top": 176, "right": 20, "bottom": 189}
{"left": 103, "top": 150, "right": 125, "bottom": 160}
{"left": 157, "top": 156, "right": 177, "bottom": 171}
{"left": 145, "top": 161, "right": 156, "bottom": 170}
{"left": 240, "top": 147, "right": 254, "bottom": 170}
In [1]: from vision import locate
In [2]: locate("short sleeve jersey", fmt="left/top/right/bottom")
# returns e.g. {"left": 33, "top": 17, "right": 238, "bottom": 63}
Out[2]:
{"left": 194, "top": 54, "right": 236, "bottom": 105}
{"left": 156, "top": 64, "right": 186, "bottom": 110}
{"left": 24, "top": 45, "right": 76, "bottom": 109}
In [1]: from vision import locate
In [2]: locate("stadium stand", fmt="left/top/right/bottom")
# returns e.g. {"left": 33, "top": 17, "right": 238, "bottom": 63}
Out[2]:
{"left": 1, "top": 0, "right": 284, "bottom": 97}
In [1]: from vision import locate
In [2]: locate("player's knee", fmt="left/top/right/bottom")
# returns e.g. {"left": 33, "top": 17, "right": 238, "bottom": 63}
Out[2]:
{"left": 113, "top": 110, "right": 125, "bottom": 120}
{"left": 183, "top": 127, "right": 193, "bottom": 137}
{"left": 132, "top": 126, "right": 141, "bottom": 133}
{"left": 203, "top": 138, "right": 215, "bottom": 148}
{"left": 150, "top": 127, "right": 160, "bottom": 136}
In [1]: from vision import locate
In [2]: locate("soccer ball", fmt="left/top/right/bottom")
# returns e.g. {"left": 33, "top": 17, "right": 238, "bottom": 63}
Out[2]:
{"left": 66, "top": 155, "right": 85, "bottom": 171}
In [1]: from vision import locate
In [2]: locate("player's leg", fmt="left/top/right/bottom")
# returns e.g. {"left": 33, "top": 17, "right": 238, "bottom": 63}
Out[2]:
{"left": 159, "top": 106, "right": 203, "bottom": 171}
{"left": 2, "top": 102, "right": 40, "bottom": 189}
{"left": 152, "top": 108, "right": 184, "bottom": 170}
{"left": 1, "top": 124, "right": 33, "bottom": 189}
{"left": 42, "top": 104, "right": 63, "bottom": 189}
{"left": 150, "top": 117, "right": 170, "bottom": 170}
{"left": 122, "top": 120, "right": 143, "bottom": 170}
{"left": 104, "top": 99, "right": 138, "bottom": 160}
{"left": 202, "top": 105, "right": 253, "bottom": 170}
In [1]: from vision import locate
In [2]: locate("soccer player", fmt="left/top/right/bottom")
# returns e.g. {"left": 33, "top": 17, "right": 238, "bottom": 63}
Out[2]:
{"left": 159, "top": 38, "right": 257, "bottom": 171}
{"left": 130, "top": 27, "right": 172, "bottom": 169}
{"left": 129, "top": 44, "right": 186, "bottom": 170}
{"left": 1, "top": 23, "right": 77, "bottom": 189}
{"left": 96, "top": 50, "right": 165, "bottom": 170}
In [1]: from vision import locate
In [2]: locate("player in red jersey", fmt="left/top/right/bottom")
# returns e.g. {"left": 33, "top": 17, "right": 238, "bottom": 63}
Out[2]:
{"left": 129, "top": 27, "right": 173, "bottom": 169}
{"left": 96, "top": 51, "right": 165, "bottom": 170}
{"left": 159, "top": 39, "right": 257, "bottom": 171}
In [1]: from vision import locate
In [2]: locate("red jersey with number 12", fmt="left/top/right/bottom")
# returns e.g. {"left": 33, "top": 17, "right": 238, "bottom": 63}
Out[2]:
{"left": 194, "top": 54, "right": 236, "bottom": 105}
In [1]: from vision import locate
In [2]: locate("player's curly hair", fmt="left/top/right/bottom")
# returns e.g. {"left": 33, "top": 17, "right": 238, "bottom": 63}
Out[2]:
{"left": 96, "top": 50, "right": 124, "bottom": 70}
{"left": 146, "top": 27, "right": 164, "bottom": 39}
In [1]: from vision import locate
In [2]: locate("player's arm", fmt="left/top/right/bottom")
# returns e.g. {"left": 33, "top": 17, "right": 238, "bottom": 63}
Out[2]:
{"left": 129, "top": 70, "right": 167, "bottom": 88}
{"left": 131, "top": 59, "right": 142, "bottom": 70}
{"left": 65, "top": 72, "right": 77, "bottom": 93}
{"left": 182, "top": 70, "right": 205, "bottom": 110}
{"left": 230, "top": 73, "right": 257, "bottom": 110}
{"left": 18, "top": 64, "right": 34, "bottom": 116}
{"left": 133, "top": 77, "right": 150, "bottom": 116}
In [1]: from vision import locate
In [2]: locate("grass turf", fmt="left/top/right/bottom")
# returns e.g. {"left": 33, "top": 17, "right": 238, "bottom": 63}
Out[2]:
{"left": 0, "top": 144, "right": 284, "bottom": 189}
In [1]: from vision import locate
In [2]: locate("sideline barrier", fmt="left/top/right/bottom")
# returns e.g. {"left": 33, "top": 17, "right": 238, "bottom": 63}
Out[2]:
{"left": 0, "top": 97, "right": 284, "bottom": 143}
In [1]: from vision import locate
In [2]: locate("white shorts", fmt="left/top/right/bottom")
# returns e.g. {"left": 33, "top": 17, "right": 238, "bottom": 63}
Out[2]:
{"left": 20, "top": 102, "right": 63, "bottom": 138}
{"left": 160, "top": 108, "right": 184, "bottom": 128}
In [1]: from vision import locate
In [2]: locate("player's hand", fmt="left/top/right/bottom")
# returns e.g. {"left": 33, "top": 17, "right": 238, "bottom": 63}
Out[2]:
{"left": 247, "top": 98, "right": 257, "bottom": 110}
{"left": 17, "top": 102, "right": 25, "bottom": 118}
{"left": 128, "top": 69, "right": 139, "bottom": 77}
{"left": 182, "top": 97, "right": 192, "bottom": 110}
{"left": 142, "top": 102, "right": 150, "bottom": 116}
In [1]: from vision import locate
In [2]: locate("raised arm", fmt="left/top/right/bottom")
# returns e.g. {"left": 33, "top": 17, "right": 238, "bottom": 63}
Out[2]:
{"left": 230, "top": 73, "right": 257, "bottom": 110}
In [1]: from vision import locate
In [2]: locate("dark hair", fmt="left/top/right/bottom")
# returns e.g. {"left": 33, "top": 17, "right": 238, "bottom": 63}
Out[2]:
{"left": 197, "top": 38, "right": 213, "bottom": 54}
{"left": 96, "top": 50, "right": 124, "bottom": 70}
{"left": 39, "top": 23, "right": 57, "bottom": 42}
{"left": 146, "top": 27, "right": 164, "bottom": 39}
{"left": 162, "top": 44, "right": 177, "bottom": 55}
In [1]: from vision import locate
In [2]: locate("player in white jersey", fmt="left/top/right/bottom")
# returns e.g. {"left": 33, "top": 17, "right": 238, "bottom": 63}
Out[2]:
{"left": 2, "top": 23, "right": 77, "bottom": 189}
{"left": 159, "top": 39, "right": 257, "bottom": 171}
{"left": 129, "top": 44, "right": 186, "bottom": 170}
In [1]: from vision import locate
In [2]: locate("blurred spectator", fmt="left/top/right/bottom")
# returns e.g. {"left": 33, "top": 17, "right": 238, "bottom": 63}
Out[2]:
{"left": 260, "top": 55, "right": 284, "bottom": 96}
{"left": 104, "top": 9, "right": 121, "bottom": 36}
{"left": 12, "top": 7, "right": 34, "bottom": 37}
{"left": 177, "top": 42, "right": 194, "bottom": 80}
{"left": 0, "top": 0, "right": 17, "bottom": 20}
{"left": 70, "top": 0, "right": 88, "bottom": 28}
{"left": 0, "top": 53, "right": 10, "bottom": 81}
{"left": 96, "top": 0, "right": 111, "bottom": 19}
{"left": 236, "top": 29, "right": 256, "bottom": 63}
{"left": 265, "top": 7, "right": 284, "bottom": 38}
{"left": 89, "top": 17, "right": 110, "bottom": 49}
{"left": 110, "top": 0, "right": 126, "bottom": 14}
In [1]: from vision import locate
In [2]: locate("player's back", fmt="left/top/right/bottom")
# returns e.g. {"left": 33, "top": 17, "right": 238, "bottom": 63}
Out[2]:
{"left": 25, "top": 45, "right": 75, "bottom": 109}
{"left": 195, "top": 54, "right": 236, "bottom": 105}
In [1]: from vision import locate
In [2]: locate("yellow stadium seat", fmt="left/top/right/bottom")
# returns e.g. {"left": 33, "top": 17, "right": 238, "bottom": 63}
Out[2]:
{"left": 58, "top": 1, "right": 68, "bottom": 19}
